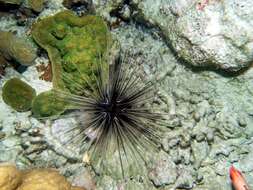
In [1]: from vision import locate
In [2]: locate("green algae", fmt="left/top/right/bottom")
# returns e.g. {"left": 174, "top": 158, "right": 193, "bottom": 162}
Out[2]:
{"left": 2, "top": 78, "right": 36, "bottom": 112}
{"left": 31, "top": 10, "right": 111, "bottom": 118}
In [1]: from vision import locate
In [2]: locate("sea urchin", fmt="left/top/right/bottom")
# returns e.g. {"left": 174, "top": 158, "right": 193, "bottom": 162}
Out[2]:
{"left": 52, "top": 54, "right": 162, "bottom": 177}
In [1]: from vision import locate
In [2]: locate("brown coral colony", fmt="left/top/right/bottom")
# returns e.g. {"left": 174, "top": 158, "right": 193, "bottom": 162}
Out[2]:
{"left": 0, "top": 164, "right": 86, "bottom": 190}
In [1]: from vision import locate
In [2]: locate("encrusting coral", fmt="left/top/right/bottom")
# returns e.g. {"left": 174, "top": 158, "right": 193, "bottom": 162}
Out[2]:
{"left": 0, "top": 31, "right": 37, "bottom": 66}
{"left": 0, "top": 164, "right": 22, "bottom": 190}
{"left": 32, "top": 90, "right": 66, "bottom": 118}
{"left": 31, "top": 10, "right": 109, "bottom": 91}
{"left": 31, "top": 10, "right": 111, "bottom": 118}
{"left": 2, "top": 78, "right": 36, "bottom": 112}
{"left": 0, "top": 164, "right": 86, "bottom": 190}
{"left": 27, "top": 0, "right": 44, "bottom": 12}
{"left": 17, "top": 169, "right": 71, "bottom": 190}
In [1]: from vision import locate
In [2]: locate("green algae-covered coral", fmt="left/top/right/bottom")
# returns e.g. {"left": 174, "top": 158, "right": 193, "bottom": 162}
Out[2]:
{"left": 32, "top": 10, "right": 110, "bottom": 93}
{"left": 31, "top": 10, "right": 111, "bottom": 118}
{"left": 2, "top": 78, "right": 36, "bottom": 112}
{"left": 32, "top": 91, "right": 66, "bottom": 118}
{"left": 0, "top": 31, "right": 37, "bottom": 66}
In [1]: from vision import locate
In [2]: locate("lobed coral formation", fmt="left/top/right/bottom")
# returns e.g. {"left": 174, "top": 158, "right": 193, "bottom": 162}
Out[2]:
{"left": 31, "top": 10, "right": 111, "bottom": 117}
{"left": 0, "top": 164, "right": 86, "bottom": 190}
{"left": 0, "top": 10, "right": 111, "bottom": 118}
{"left": 2, "top": 78, "right": 36, "bottom": 112}
{"left": 32, "top": 91, "right": 66, "bottom": 118}
{"left": 31, "top": 10, "right": 109, "bottom": 92}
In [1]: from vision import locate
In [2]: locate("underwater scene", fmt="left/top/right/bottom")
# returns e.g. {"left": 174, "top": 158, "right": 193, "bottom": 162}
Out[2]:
{"left": 0, "top": 0, "right": 253, "bottom": 190}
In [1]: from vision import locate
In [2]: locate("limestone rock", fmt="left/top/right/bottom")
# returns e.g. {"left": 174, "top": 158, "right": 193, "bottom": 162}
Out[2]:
{"left": 149, "top": 152, "right": 178, "bottom": 186}
{"left": 133, "top": 0, "right": 253, "bottom": 72}
{"left": 71, "top": 168, "right": 95, "bottom": 190}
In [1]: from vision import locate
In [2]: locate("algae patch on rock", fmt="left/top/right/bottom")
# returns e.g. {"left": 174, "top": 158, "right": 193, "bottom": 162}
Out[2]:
{"left": 0, "top": 31, "right": 37, "bottom": 66}
{"left": 2, "top": 78, "right": 36, "bottom": 112}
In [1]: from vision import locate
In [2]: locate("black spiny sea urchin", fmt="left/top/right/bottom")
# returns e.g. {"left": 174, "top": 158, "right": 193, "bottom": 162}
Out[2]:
{"left": 52, "top": 53, "right": 163, "bottom": 178}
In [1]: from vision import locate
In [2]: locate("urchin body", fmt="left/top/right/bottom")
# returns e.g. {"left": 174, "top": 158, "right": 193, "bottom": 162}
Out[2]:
{"left": 54, "top": 59, "right": 162, "bottom": 177}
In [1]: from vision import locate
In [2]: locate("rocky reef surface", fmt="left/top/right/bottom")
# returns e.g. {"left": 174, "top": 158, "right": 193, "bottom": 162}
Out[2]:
{"left": 1, "top": 0, "right": 253, "bottom": 190}
{"left": 131, "top": 0, "right": 253, "bottom": 72}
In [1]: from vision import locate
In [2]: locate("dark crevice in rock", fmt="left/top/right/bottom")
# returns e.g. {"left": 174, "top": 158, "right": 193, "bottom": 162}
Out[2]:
{"left": 0, "top": 54, "right": 8, "bottom": 78}
{"left": 15, "top": 9, "right": 37, "bottom": 26}
{"left": 0, "top": 2, "right": 41, "bottom": 18}
{"left": 19, "top": 6, "right": 40, "bottom": 17}
{"left": 109, "top": 0, "right": 132, "bottom": 22}
{"left": 63, "top": 0, "right": 94, "bottom": 16}
{"left": 16, "top": 64, "right": 28, "bottom": 73}
{"left": 0, "top": 2, "right": 20, "bottom": 13}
